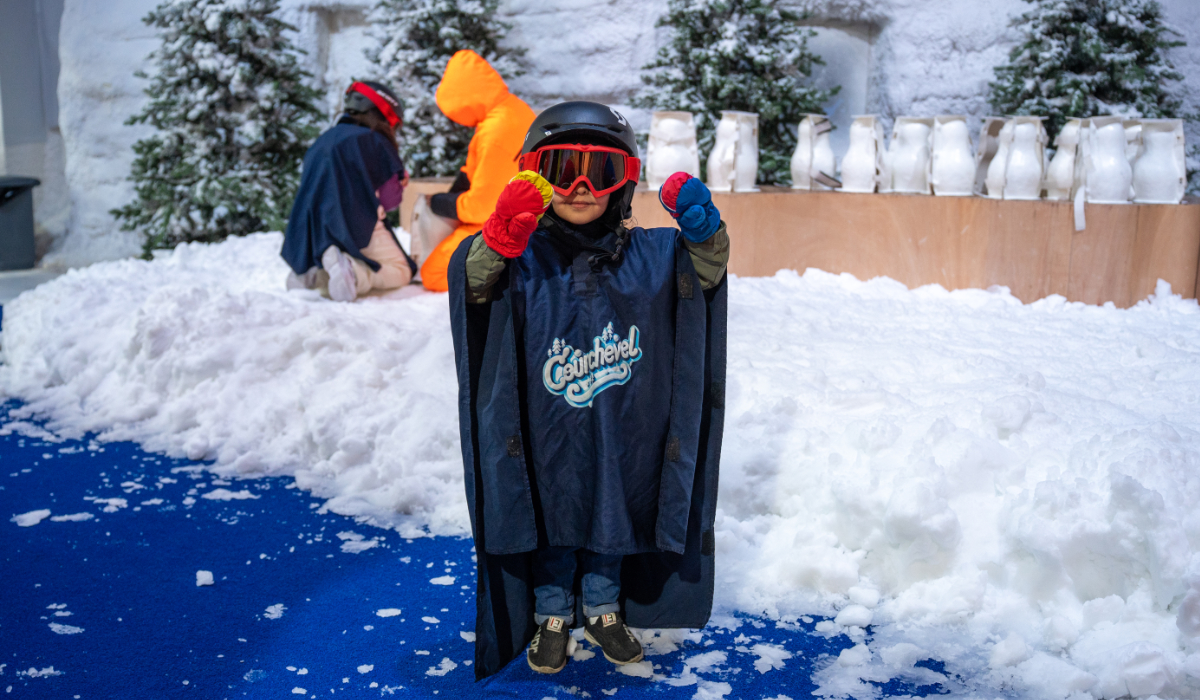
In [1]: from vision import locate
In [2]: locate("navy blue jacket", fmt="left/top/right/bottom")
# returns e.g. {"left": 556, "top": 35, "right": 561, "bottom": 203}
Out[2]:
{"left": 448, "top": 223, "right": 727, "bottom": 680}
{"left": 281, "top": 121, "right": 403, "bottom": 274}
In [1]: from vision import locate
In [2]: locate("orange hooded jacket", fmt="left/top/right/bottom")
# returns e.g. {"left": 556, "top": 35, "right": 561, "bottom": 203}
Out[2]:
{"left": 419, "top": 50, "right": 536, "bottom": 292}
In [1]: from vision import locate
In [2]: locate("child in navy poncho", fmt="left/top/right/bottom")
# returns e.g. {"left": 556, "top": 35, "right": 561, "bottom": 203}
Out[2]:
{"left": 447, "top": 102, "right": 729, "bottom": 679}
{"left": 281, "top": 81, "right": 415, "bottom": 302}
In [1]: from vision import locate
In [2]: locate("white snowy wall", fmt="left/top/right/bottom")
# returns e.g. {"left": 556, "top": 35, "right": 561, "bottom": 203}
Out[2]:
{"left": 0, "top": 0, "right": 68, "bottom": 257}
{"left": 49, "top": 0, "right": 1200, "bottom": 267}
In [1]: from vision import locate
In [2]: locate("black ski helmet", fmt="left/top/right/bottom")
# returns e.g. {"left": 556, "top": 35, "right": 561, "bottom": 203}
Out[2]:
{"left": 523, "top": 101, "right": 640, "bottom": 222}
{"left": 521, "top": 101, "right": 639, "bottom": 156}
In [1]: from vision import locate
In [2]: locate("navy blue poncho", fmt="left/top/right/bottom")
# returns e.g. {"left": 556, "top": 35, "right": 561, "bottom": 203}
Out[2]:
{"left": 281, "top": 121, "right": 403, "bottom": 274}
{"left": 448, "top": 223, "right": 727, "bottom": 680}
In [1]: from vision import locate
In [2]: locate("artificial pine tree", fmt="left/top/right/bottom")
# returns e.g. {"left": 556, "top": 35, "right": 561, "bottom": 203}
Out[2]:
{"left": 113, "top": 0, "right": 323, "bottom": 256}
{"left": 988, "top": 0, "right": 1185, "bottom": 144}
{"left": 366, "top": 0, "right": 524, "bottom": 177}
{"left": 634, "top": 0, "right": 838, "bottom": 186}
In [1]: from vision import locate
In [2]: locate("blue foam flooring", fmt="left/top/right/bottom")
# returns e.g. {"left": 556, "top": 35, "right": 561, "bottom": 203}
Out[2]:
{"left": 1, "top": 401, "right": 957, "bottom": 697}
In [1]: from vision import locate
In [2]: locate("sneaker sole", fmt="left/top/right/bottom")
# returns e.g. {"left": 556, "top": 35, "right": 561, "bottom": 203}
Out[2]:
{"left": 322, "top": 249, "right": 357, "bottom": 302}
{"left": 584, "top": 630, "right": 644, "bottom": 665}
{"left": 527, "top": 655, "right": 566, "bottom": 674}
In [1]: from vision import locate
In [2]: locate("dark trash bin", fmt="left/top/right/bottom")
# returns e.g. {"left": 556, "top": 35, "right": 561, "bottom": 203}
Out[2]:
{"left": 0, "top": 176, "right": 41, "bottom": 271}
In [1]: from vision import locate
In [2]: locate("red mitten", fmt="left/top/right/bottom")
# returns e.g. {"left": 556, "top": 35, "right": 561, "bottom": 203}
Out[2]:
{"left": 482, "top": 172, "right": 553, "bottom": 258}
{"left": 659, "top": 172, "right": 693, "bottom": 218}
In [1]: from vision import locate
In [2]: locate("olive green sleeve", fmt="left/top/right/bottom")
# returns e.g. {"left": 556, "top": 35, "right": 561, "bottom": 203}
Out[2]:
{"left": 684, "top": 220, "right": 729, "bottom": 290}
{"left": 465, "top": 235, "right": 508, "bottom": 304}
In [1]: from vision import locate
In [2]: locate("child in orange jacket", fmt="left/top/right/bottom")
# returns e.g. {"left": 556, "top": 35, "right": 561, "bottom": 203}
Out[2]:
{"left": 418, "top": 50, "right": 535, "bottom": 292}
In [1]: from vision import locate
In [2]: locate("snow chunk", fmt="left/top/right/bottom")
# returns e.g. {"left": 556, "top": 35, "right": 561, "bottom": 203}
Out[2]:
{"left": 430, "top": 575, "right": 455, "bottom": 586}
{"left": 357, "top": 664, "right": 373, "bottom": 674}
{"left": 49, "top": 623, "right": 84, "bottom": 635}
{"left": 1017, "top": 653, "right": 1097, "bottom": 697}
{"left": 375, "top": 608, "right": 401, "bottom": 618}
{"left": 85, "top": 498, "right": 127, "bottom": 513}
{"left": 1094, "top": 642, "right": 1171, "bottom": 699}
{"left": 425, "top": 657, "right": 457, "bottom": 677}
{"left": 201, "top": 488, "right": 258, "bottom": 501}
{"left": 18, "top": 667, "right": 62, "bottom": 678}
{"left": 11, "top": 509, "right": 51, "bottom": 527}
{"left": 846, "top": 586, "right": 880, "bottom": 608}
{"left": 837, "top": 644, "right": 870, "bottom": 666}
{"left": 421, "top": 616, "right": 439, "bottom": 624}
{"left": 685, "top": 651, "right": 726, "bottom": 673}
{"left": 264, "top": 604, "right": 286, "bottom": 620}
{"left": 692, "top": 680, "right": 732, "bottom": 699}
{"left": 989, "top": 634, "right": 1028, "bottom": 668}
{"left": 50, "top": 512, "right": 94, "bottom": 522}
{"left": 336, "top": 531, "right": 380, "bottom": 553}
{"left": 834, "top": 605, "right": 873, "bottom": 628}
{"left": 460, "top": 631, "right": 476, "bottom": 642}
{"left": 196, "top": 570, "right": 214, "bottom": 587}
{"left": 879, "top": 642, "right": 928, "bottom": 669}
{"left": 291, "top": 688, "right": 306, "bottom": 695}
{"left": 749, "top": 644, "right": 792, "bottom": 674}
{"left": 617, "top": 660, "right": 653, "bottom": 678}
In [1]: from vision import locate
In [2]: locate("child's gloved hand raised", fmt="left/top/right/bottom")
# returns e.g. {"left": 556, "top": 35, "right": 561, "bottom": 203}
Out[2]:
{"left": 659, "top": 172, "right": 721, "bottom": 243}
{"left": 483, "top": 171, "right": 553, "bottom": 258}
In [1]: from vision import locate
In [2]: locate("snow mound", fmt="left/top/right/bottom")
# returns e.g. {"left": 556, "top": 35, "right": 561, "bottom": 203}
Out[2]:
{"left": 6, "top": 233, "right": 1200, "bottom": 697}
{"left": 1, "top": 234, "right": 462, "bottom": 538}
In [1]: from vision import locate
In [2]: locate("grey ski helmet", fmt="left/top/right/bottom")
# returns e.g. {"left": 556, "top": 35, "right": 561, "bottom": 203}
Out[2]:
{"left": 344, "top": 80, "right": 404, "bottom": 127}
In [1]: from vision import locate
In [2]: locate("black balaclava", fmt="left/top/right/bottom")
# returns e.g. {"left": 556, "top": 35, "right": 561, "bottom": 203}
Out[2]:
{"left": 542, "top": 180, "right": 634, "bottom": 271}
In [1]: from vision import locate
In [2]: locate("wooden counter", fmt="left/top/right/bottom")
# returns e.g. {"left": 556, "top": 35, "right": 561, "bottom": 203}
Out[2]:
{"left": 402, "top": 180, "right": 1200, "bottom": 308}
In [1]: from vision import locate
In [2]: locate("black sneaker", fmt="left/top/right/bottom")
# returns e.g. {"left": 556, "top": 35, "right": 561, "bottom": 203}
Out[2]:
{"left": 584, "top": 612, "right": 643, "bottom": 665}
{"left": 527, "top": 616, "right": 569, "bottom": 674}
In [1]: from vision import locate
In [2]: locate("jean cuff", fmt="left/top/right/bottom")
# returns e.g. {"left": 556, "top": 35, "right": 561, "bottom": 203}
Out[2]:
{"left": 582, "top": 602, "right": 620, "bottom": 618}
{"left": 535, "top": 612, "right": 574, "bottom": 626}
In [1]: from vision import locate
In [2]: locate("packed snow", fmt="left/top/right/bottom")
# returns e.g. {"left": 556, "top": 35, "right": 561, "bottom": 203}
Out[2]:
{"left": 6, "top": 232, "right": 1200, "bottom": 697}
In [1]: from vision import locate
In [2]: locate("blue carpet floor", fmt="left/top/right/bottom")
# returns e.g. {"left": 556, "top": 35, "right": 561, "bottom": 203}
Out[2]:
{"left": 2, "top": 302, "right": 954, "bottom": 700}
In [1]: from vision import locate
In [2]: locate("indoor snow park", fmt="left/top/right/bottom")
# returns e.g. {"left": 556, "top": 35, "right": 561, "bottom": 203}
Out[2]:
{"left": 4, "top": 1, "right": 1200, "bottom": 699}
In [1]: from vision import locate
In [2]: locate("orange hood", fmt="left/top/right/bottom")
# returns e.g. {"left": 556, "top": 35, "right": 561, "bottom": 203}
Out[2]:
{"left": 435, "top": 50, "right": 511, "bottom": 128}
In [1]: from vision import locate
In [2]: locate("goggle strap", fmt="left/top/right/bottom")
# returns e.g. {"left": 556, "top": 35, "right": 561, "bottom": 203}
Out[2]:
{"left": 348, "top": 82, "right": 401, "bottom": 129}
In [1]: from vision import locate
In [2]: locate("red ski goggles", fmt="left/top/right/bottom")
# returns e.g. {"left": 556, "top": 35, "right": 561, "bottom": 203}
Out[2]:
{"left": 518, "top": 144, "right": 640, "bottom": 197}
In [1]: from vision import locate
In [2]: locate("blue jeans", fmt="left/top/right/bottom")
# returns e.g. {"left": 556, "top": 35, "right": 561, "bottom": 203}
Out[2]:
{"left": 532, "top": 547, "right": 622, "bottom": 625}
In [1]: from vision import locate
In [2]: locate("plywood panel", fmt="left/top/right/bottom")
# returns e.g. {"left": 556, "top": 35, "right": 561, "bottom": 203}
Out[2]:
{"left": 1067, "top": 204, "right": 1140, "bottom": 307}
{"left": 399, "top": 178, "right": 453, "bottom": 232}
{"left": 1131, "top": 204, "right": 1200, "bottom": 303}
{"left": 978, "top": 198, "right": 1074, "bottom": 303}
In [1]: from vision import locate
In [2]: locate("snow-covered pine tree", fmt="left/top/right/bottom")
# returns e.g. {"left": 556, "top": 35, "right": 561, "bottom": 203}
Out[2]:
{"left": 366, "top": 0, "right": 524, "bottom": 177}
{"left": 113, "top": 0, "right": 323, "bottom": 256}
{"left": 988, "top": 0, "right": 1185, "bottom": 144}
{"left": 634, "top": 0, "right": 838, "bottom": 186}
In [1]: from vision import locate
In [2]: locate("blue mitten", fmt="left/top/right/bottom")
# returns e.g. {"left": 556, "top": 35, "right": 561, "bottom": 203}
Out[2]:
{"left": 660, "top": 173, "right": 721, "bottom": 243}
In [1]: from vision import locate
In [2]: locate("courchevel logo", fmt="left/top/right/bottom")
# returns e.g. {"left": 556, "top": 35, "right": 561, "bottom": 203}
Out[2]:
{"left": 543, "top": 323, "right": 642, "bottom": 408}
